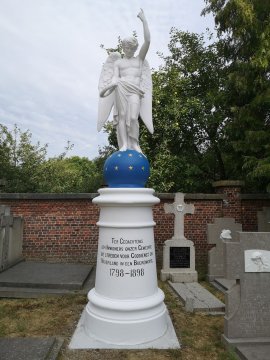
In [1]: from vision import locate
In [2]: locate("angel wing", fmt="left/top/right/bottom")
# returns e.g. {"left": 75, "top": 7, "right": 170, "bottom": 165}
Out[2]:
{"left": 140, "top": 60, "right": 153, "bottom": 134}
{"left": 97, "top": 52, "right": 121, "bottom": 132}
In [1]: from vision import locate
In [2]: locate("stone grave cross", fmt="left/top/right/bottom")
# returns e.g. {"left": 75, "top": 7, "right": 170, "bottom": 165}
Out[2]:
{"left": 164, "top": 193, "right": 195, "bottom": 239}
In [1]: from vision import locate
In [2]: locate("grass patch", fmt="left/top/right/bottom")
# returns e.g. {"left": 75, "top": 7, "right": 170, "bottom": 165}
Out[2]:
{"left": 0, "top": 282, "right": 237, "bottom": 360}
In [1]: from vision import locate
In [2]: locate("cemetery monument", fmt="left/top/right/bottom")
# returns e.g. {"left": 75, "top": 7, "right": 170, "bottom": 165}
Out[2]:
{"left": 70, "top": 9, "right": 179, "bottom": 349}
{"left": 207, "top": 217, "right": 242, "bottom": 283}
{"left": 160, "top": 193, "right": 197, "bottom": 282}
{"left": 257, "top": 207, "right": 270, "bottom": 232}
{"left": 0, "top": 205, "right": 24, "bottom": 272}
{"left": 222, "top": 232, "right": 270, "bottom": 348}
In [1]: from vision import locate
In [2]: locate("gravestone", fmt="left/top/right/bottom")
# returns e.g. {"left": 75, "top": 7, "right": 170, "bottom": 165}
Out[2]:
{"left": 257, "top": 207, "right": 270, "bottom": 232}
{"left": 161, "top": 193, "right": 197, "bottom": 282}
{"left": 222, "top": 232, "right": 270, "bottom": 348}
{"left": 207, "top": 218, "right": 242, "bottom": 282}
{"left": 0, "top": 205, "right": 24, "bottom": 272}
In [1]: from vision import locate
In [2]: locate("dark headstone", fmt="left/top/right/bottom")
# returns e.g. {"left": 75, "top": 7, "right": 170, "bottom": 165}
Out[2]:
{"left": 170, "top": 247, "right": 190, "bottom": 268}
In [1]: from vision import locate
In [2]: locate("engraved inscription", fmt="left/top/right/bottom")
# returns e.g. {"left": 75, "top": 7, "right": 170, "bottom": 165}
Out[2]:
{"left": 170, "top": 247, "right": 190, "bottom": 268}
{"left": 99, "top": 236, "right": 154, "bottom": 278}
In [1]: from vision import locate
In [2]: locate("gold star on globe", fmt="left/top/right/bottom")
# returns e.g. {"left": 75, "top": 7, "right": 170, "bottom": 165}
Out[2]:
{"left": 129, "top": 166, "right": 133, "bottom": 170}
{"left": 142, "top": 166, "right": 145, "bottom": 171}
{"left": 114, "top": 166, "right": 118, "bottom": 171}
{"left": 128, "top": 153, "right": 133, "bottom": 157}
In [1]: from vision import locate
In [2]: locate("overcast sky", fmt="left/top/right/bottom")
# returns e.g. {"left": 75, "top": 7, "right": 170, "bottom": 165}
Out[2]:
{"left": 0, "top": 0, "right": 215, "bottom": 159}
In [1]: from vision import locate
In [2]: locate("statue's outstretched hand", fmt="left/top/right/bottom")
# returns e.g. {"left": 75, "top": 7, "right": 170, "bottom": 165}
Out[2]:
{"left": 137, "top": 8, "right": 146, "bottom": 22}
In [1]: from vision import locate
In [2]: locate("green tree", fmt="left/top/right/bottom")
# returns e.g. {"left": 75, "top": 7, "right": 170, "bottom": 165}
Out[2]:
{"left": 203, "top": 0, "right": 270, "bottom": 191}
{"left": 37, "top": 156, "right": 103, "bottom": 193}
{"left": 103, "top": 30, "right": 229, "bottom": 192}
{"left": 0, "top": 125, "right": 47, "bottom": 192}
{"left": 0, "top": 124, "right": 103, "bottom": 193}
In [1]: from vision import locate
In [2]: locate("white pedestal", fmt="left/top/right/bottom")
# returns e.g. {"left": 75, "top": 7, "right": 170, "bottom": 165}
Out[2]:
{"left": 75, "top": 188, "right": 171, "bottom": 346}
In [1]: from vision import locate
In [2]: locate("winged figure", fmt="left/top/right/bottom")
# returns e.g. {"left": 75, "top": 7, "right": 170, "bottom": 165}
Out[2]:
{"left": 97, "top": 9, "right": 153, "bottom": 153}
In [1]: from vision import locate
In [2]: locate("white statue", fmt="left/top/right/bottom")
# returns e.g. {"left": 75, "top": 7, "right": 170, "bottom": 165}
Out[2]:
{"left": 97, "top": 9, "right": 153, "bottom": 153}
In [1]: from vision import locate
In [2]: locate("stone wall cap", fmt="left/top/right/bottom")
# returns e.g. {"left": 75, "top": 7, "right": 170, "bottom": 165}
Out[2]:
{"left": 0, "top": 193, "right": 98, "bottom": 200}
{"left": 156, "top": 193, "right": 226, "bottom": 200}
{"left": 240, "top": 193, "right": 270, "bottom": 200}
{"left": 212, "top": 180, "right": 245, "bottom": 188}
{"left": 0, "top": 192, "right": 226, "bottom": 201}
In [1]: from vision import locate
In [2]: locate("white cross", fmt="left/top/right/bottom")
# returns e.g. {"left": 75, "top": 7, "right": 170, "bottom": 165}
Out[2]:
{"left": 164, "top": 193, "right": 195, "bottom": 239}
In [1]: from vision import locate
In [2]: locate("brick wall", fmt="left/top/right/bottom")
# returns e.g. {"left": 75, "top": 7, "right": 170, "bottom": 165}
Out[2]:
{"left": 0, "top": 184, "right": 269, "bottom": 269}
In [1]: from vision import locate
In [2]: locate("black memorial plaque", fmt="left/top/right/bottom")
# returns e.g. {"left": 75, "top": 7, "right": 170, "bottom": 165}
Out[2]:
{"left": 170, "top": 247, "right": 190, "bottom": 268}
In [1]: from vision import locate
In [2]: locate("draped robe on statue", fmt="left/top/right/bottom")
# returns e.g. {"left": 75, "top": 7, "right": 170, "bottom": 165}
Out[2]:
{"left": 113, "top": 80, "right": 145, "bottom": 148}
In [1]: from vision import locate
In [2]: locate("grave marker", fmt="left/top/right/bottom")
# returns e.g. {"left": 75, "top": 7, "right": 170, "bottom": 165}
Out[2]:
{"left": 161, "top": 193, "right": 197, "bottom": 283}
{"left": 257, "top": 207, "right": 270, "bottom": 232}
{"left": 0, "top": 205, "right": 23, "bottom": 272}
{"left": 207, "top": 218, "right": 242, "bottom": 282}
{"left": 164, "top": 193, "right": 195, "bottom": 240}
{"left": 222, "top": 232, "right": 270, "bottom": 348}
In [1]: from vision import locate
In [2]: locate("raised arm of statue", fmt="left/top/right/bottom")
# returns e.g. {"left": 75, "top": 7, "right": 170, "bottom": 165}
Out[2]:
{"left": 137, "top": 8, "right": 150, "bottom": 61}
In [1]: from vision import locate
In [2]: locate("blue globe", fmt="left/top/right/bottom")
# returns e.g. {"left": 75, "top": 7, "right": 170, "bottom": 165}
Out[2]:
{"left": 104, "top": 150, "right": 150, "bottom": 188}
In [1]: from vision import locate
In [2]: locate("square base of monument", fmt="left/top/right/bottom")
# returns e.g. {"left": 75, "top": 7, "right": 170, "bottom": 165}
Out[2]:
{"left": 161, "top": 269, "right": 198, "bottom": 283}
{"left": 222, "top": 334, "right": 270, "bottom": 348}
{"left": 69, "top": 309, "right": 180, "bottom": 349}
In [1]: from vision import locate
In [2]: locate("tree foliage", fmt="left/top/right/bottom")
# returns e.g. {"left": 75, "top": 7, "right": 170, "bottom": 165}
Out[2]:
{"left": 143, "top": 30, "right": 229, "bottom": 192}
{"left": 203, "top": 0, "right": 270, "bottom": 190}
{"left": 0, "top": 125, "right": 103, "bottom": 193}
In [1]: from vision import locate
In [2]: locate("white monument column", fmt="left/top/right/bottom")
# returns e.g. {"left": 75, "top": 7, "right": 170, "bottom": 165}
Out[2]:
{"left": 69, "top": 9, "right": 179, "bottom": 349}
{"left": 83, "top": 188, "right": 167, "bottom": 345}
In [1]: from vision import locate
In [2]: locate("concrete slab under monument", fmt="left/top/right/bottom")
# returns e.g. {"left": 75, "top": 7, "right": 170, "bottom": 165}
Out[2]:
{"left": 169, "top": 281, "right": 225, "bottom": 314}
{"left": 69, "top": 309, "right": 180, "bottom": 349}
{"left": 235, "top": 344, "right": 270, "bottom": 360}
{"left": 0, "top": 337, "right": 63, "bottom": 360}
{"left": 0, "top": 261, "right": 94, "bottom": 298}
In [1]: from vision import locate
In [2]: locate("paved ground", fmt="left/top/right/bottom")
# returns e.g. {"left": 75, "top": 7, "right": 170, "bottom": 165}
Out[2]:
{"left": 235, "top": 344, "right": 270, "bottom": 360}
{"left": 0, "top": 261, "right": 94, "bottom": 298}
{"left": 0, "top": 337, "right": 63, "bottom": 360}
{"left": 169, "top": 281, "right": 225, "bottom": 313}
